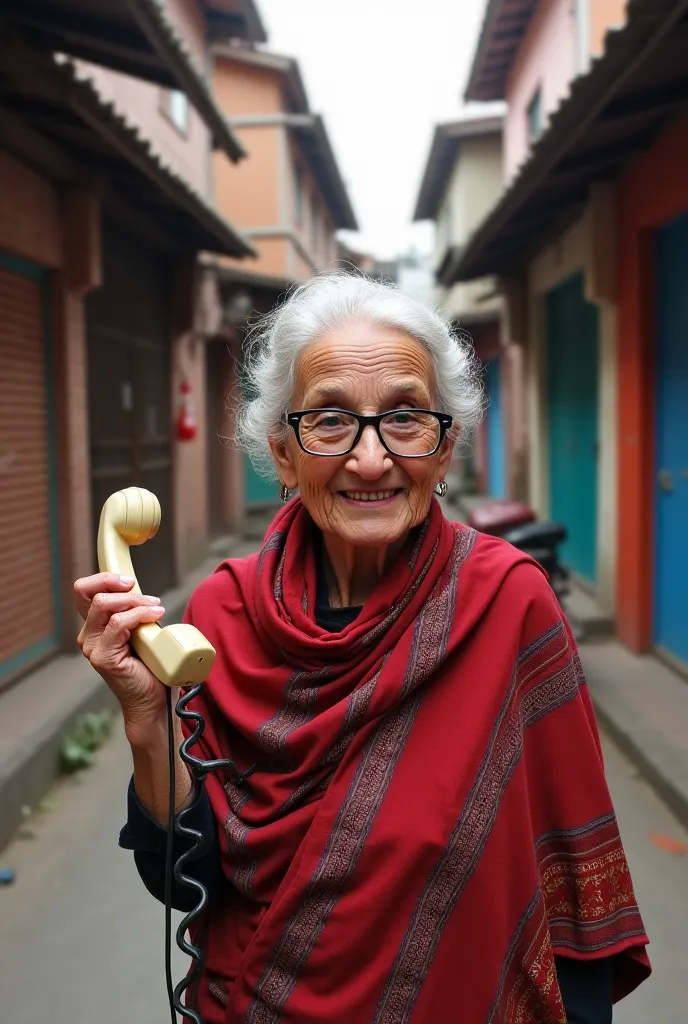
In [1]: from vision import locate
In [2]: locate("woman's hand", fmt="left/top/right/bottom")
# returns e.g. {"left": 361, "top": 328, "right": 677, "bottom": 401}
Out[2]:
{"left": 75, "top": 572, "right": 191, "bottom": 820}
{"left": 74, "top": 573, "right": 170, "bottom": 734}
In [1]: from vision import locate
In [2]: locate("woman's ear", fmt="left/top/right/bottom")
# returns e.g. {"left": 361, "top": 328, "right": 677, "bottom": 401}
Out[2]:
{"left": 269, "top": 435, "right": 299, "bottom": 490}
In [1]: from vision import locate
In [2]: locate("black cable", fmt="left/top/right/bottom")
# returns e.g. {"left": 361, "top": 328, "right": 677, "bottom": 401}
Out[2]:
{"left": 165, "top": 687, "right": 177, "bottom": 1023}
{"left": 171, "top": 685, "right": 258, "bottom": 1022}
{"left": 155, "top": 684, "right": 258, "bottom": 1024}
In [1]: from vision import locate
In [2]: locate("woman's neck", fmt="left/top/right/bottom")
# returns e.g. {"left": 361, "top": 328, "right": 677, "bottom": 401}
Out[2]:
{"left": 320, "top": 531, "right": 408, "bottom": 608}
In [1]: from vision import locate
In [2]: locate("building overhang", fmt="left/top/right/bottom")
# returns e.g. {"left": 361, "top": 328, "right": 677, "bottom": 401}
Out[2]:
{"left": 1, "top": 0, "right": 247, "bottom": 161}
{"left": 290, "top": 116, "right": 358, "bottom": 231}
{"left": 464, "top": 0, "right": 538, "bottom": 103}
{"left": 211, "top": 260, "right": 296, "bottom": 296}
{"left": 0, "top": 42, "right": 256, "bottom": 258}
{"left": 414, "top": 115, "right": 503, "bottom": 222}
{"left": 436, "top": 245, "right": 466, "bottom": 286}
{"left": 453, "top": 0, "right": 688, "bottom": 282}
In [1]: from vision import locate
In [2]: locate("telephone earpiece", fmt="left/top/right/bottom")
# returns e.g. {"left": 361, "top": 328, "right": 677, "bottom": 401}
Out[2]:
{"left": 97, "top": 487, "right": 216, "bottom": 687}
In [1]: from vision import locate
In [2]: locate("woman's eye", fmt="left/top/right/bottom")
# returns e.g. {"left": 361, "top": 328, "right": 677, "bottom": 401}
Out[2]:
{"left": 316, "top": 415, "right": 345, "bottom": 429}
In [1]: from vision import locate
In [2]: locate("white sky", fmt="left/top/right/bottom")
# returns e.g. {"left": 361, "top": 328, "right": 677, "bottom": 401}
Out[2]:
{"left": 257, "top": 0, "right": 501, "bottom": 260}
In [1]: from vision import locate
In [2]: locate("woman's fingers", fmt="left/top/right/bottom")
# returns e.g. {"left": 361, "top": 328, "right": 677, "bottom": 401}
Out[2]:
{"left": 87, "top": 604, "right": 166, "bottom": 672}
{"left": 74, "top": 572, "right": 137, "bottom": 620}
{"left": 77, "top": 592, "right": 162, "bottom": 652}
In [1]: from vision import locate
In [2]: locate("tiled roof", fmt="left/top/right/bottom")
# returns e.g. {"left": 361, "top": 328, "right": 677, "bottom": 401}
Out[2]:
{"left": 2, "top": 0, "right": 247, "bottom": 161}
{"left": 4, "top": 45, "right": 255, "bottom": 258}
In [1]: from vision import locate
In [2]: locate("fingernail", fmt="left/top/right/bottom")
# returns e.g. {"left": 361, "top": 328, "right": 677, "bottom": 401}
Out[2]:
{"left": 119, "top": 575, "right": 135, "bottom": 585}
{"left": 143, "top": 595, "right": 161, "bottom": 604}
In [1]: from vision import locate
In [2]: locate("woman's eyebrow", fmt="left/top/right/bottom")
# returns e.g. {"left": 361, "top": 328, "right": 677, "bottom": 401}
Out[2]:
{"left": 302, "top": 380, "right": 430, "bottom": 409}
{"left": 301, "top": 385, "right": 351, "bottom": 408}
{"left": 383, "top": 380, "right": 430, "bottom": 402}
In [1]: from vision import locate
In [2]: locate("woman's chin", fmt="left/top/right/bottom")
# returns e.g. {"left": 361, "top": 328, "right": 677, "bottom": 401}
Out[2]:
{"left": 330, "top": 515, "right": 411, "bottom": 550}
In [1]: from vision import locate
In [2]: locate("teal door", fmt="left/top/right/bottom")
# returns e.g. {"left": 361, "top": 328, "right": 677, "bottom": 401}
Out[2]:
{"left": 546, "top": 273, "right": 599, "bottom": 584}
{"left": 654, "top": 213, "right": 688, "bottom": 665}
{"left": 485, "top": 358, "right": 507, "bottom": 498}
{"left": 244, "top": 455, "right": 278, "bottom": 506}
{"left": 239, "top": 361, "right": 279, "bottom": 508}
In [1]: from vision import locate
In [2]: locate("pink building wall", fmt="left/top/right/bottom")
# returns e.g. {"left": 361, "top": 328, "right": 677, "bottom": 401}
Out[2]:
{"left": 503, "top": 0, "right": 576, "bottom": 180}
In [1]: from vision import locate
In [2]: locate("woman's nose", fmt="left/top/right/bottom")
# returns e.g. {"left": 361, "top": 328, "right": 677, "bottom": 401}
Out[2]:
{"left": 345, "top": 425, "right": 393, "bottom": 477}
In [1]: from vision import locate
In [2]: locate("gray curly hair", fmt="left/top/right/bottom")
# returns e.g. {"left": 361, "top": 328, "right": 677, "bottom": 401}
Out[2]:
{"left": 235, "top": 272, "right": 485, "bottom": 477}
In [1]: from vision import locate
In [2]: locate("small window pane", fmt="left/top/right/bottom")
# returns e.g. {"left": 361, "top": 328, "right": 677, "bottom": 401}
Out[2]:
{"left": 527, "top": 88, "right": 542, "bottom": 143}
{"left": 169, "top": 90, "right": 189, "bottom": 133}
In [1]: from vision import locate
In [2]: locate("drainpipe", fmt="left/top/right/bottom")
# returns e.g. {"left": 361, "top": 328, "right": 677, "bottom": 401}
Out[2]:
{"left": 575, "top": 0, "right": 590, "bottom": 75}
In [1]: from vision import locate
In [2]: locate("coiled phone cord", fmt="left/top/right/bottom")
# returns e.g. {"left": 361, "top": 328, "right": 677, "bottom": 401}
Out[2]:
{"left": 163, "top": 686, "right": 257, "bottom": 1023}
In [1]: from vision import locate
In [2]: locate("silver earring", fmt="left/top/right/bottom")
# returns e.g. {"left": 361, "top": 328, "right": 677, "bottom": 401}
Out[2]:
{"left": 280, "top": 484, "right": 290, "bottom": 502}
{"left": 434, "top": 480, "right": 448, "bottom": 498}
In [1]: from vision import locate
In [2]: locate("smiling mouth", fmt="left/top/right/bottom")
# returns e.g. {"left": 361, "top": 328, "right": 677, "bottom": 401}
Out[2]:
{"left": 339, "top": 489, "right": 403, "bottom": 503}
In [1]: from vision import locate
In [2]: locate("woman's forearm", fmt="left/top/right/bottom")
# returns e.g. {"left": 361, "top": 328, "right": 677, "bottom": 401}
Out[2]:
{"left": 126, "top": 711, "right": 192, "bottom": 825}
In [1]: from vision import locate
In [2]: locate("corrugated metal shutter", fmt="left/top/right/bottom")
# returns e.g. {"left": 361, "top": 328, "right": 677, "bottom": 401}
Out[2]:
{"left": 0, "top": 257, "right": 58, "bottom": 688}
{"left": 86, "top": 223, "right": 174, "bottom": 596}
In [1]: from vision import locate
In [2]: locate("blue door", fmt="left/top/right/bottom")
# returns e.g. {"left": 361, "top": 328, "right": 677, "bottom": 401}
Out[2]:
{"left": 546, "top": 273, "right": 599, "bottom": 584}
{"left": 485, "top": 358, "right": 506, "bottom": 498}
{"left": 655, "top": 214, "right": 688, "bottom": 665}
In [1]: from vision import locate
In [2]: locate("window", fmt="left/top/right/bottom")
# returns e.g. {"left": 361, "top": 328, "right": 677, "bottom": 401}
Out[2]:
{"left": 294, "top": 164, "right": 304, "bottom": 224}
{"left": 527, "top": 87, "right": 543, "bottom": 144}
{"left": 161, "top": 89, "right": 189, "bottom": 134}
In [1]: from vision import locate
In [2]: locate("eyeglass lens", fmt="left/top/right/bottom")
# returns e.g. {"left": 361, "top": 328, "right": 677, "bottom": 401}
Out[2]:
{"left": 298, "top": 410, "right": 441, "bottom": 456}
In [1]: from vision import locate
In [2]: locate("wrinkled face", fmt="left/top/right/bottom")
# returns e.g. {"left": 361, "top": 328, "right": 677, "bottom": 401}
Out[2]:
{"left": 270, "top": 320, "right": 454, "bottom": 550}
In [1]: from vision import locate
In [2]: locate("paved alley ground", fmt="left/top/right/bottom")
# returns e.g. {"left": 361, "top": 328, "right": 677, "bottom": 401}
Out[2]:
{"left": 0, "top": 714, "right": 685, "bottom": 1022}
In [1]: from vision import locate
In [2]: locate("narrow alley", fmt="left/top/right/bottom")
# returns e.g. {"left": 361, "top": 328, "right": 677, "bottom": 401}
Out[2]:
{"left": 0, "top": 715, "right": 686, "bottom": 1023}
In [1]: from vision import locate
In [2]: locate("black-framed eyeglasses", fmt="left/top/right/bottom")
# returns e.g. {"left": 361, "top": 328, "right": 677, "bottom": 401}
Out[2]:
{"left": 284, "top": 408, "right": 453, "bottom": 458}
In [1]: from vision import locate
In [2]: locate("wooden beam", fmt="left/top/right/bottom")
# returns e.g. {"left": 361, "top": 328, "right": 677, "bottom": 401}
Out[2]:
{"left": 3, "top": 3, "right": 172, "bottom": 85}
{"left": 601, "top": 83, "right": 688, "bottom": 122}
{"left": 0, "top": 103, "right": 83, "bottom": 184}
{"left": 63, "top": 189, "right": 102, "bottom": 294}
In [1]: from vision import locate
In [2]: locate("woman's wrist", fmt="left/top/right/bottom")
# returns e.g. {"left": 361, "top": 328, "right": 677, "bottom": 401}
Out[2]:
{"left": 128, "top": 720, "right": 192, "bottom": 822}
{"left": 123, "top": 709, "right": 170, "bottom": 752}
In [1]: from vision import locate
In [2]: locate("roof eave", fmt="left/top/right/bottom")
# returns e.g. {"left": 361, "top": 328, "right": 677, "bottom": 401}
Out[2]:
{"left": 463, "top": 0, "right": 538, "bottom": 103}
{"left": 129, "top": 0, "right": 246, "bottom": 162}
{"left": 212, "top": 45, "right": 310, "bottom": 113}
{"left": 413, "top": 116, "right": 504, "bottom": 221}
{"left": 292, "top": 116, "right": 358, "bottom": 231}
{"left": 202, "top": 0, "right": 268, "bottom": 45}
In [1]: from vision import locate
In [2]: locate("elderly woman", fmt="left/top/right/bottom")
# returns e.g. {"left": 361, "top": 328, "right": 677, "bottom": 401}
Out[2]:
{"left": 75, "top": 274, "right": 649, "bottom": 1024}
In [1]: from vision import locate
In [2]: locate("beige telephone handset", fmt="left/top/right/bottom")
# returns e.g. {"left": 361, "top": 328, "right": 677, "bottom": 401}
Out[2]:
{"left": 97, "top": 486, "right": 216, "bottom": 687}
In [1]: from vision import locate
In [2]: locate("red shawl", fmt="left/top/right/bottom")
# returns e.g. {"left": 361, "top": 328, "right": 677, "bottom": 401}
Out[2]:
{"left": 183, "top": 497, "right": 650, "bottom": 1024}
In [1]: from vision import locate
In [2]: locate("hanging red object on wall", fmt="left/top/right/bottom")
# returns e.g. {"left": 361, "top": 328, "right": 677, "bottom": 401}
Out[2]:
{"left": 176, "top": 378, "right": 198, "bottom": 441}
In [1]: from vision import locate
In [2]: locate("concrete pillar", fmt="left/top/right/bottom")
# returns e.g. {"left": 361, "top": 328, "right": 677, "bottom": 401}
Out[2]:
{"left": 54, "top": 188, "right": 101, "bottom": 644}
